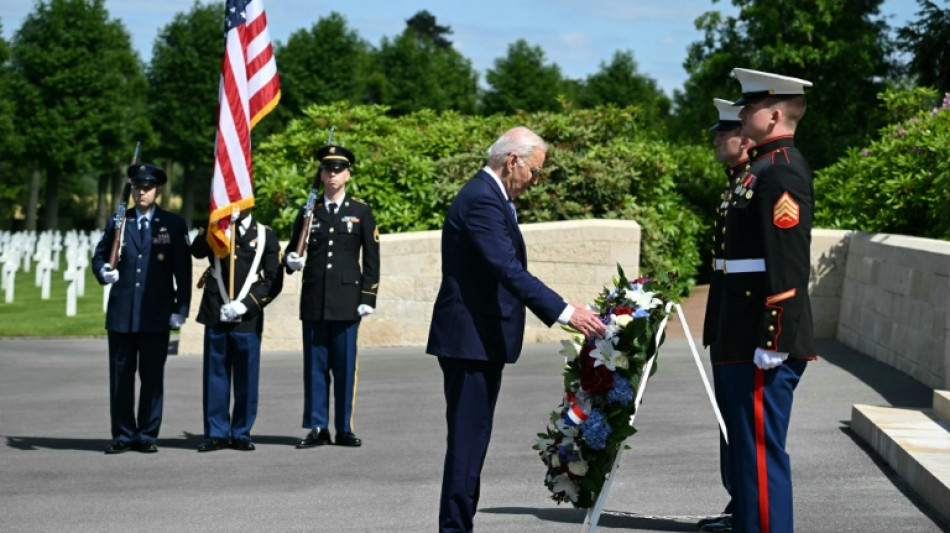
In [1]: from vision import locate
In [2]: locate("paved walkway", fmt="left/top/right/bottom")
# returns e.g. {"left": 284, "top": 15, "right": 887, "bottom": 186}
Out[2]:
{"left": 1, "top": 329, "right": 946, "bottom": 532}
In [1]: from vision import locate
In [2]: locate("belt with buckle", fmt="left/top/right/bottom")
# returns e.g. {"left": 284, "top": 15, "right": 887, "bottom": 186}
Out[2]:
{"left": 713, "top": 258, "right": 766, "bottom": 274}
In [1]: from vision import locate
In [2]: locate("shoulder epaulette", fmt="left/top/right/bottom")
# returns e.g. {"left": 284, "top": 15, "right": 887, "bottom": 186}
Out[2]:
{"left": 351, "top": 197, "right": 368, "bottom": 205}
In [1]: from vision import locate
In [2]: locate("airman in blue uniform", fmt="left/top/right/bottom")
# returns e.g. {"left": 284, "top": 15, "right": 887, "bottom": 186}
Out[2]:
{"left": 92, "top": 163, "right": 192, "bottom": 454}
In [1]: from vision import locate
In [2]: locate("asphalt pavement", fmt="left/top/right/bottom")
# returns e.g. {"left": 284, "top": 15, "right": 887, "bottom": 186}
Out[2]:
{"left": 1, "top": 336, "right": 947, "bottom": 532}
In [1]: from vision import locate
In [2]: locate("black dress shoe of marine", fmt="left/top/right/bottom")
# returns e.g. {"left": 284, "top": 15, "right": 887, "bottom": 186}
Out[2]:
{"left": 697, "top": 515, "right": 727, "bottom": 528}
{"left": 296, "top": 428, "right": 331, "bottom": 448}
{"left": 335, "top": 432, "right": 362, "bottom": 447}
{"left": 104, "top": 440, "right": 133, "bottom": 454}
{"left": 134, "top": 441, "right": 159, "bottom": 453}
{"left": 197, "top": 438, "right": 229, "bottom": 452}
{"left": 699, "top": 516, "right": 732, "bottom": 532}
{"left": 231, "top": 438, "right": 255, "bottom": 451}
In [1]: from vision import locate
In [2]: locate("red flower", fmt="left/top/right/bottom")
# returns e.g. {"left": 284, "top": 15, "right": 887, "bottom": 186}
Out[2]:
{"left": 580, "top": 351, "right": 614, "bottom": 395}
{"left": 614, "top": 306, "right": 633, "bottom": 316}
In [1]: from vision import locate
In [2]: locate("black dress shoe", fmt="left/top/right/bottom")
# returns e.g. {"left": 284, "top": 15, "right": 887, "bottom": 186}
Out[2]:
{"left": 697, "top": 515, "right": 726, "bottom": 528}
{"left": 335, "top": 432, "right": 362, "bottom": 447}
{"left": 296, "top": 428, "right": 331, "bottom": 448}
{"left": 699, "top": 516, "right": 732, "bottom": 532}
{"left": 104, "top": 440, "right": 132, "bottom": 454}
{"left": 197, "top": 438, "right": 229, "bottom": 452}
{"left": 230, "top": 438, "right": 255, "bottom": 451}
{"left": 134, "top": 441, "right": 159, "bottom": 453}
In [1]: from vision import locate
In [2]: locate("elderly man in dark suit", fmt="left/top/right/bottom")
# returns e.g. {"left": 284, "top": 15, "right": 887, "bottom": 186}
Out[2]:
{"left": 427, "top": 126, "right": 606, "bottom": 533}
{"left": 92, "top": 163, "right": 192, "bottom": 454}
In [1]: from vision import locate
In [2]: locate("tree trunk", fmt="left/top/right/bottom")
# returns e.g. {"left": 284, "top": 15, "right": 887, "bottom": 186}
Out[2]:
{"left": 25, "top": 165, "right": 40, "bottom": 231}
{"left": 95, "top": 172, "right": 109, "bottom": 229}
{"left": 43, "top": 169, "right": 59, "bottom": 230}
{"left": 181, "top": 166, "right": 196, "bottom": 228}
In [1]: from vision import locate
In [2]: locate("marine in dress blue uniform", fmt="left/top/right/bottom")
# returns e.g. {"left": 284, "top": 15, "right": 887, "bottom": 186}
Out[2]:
{"left": 191, "top": 212, "right": 283, "bottom": 452}
{"left": 92, "top": 163, "right": 192, "bottom": 454}
{"left": 700, "top": 97, "right": 756, "bottom": 532}
{"left": 285, "top": 145, "right": 380, "bottom": 449}
{"left": 426, "top": 127, "right": 606, "bottom": 533}
{"left": 711, "top": 69, "right": 818, "bottom": 533}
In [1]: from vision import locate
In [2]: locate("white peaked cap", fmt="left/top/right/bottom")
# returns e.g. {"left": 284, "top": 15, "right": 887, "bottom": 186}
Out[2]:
{"left": 710, "top": 98, "right": 742, "bottom": 131}
{"left": 731, "top": 68, "right": 813, "bottom": 105}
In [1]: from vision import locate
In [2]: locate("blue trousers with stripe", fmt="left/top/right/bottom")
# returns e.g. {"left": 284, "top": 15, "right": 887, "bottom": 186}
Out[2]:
{"left": 202, "top": 328, "right": 261, "bottom": 440}
{"left": 302, "top": 320, "right": 360, "bottom": 433}
{"left": 718, "top": 359, "right": 807, "bottom": 533}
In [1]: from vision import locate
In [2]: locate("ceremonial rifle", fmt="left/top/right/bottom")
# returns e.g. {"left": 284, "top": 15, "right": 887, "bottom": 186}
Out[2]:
{"left": 294, "top": 127, "right": 335, "bottom": 257}
{"left": 107, "top": 142, "right": 141, "bottom": 267}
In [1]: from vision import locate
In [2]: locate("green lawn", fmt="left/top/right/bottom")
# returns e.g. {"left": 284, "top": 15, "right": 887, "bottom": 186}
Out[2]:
{"left": 0, "top": 261, "right": 107, "bottom": 337}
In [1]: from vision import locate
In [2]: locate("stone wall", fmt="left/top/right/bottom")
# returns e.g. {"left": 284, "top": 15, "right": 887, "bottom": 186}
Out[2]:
{"left": 837, "top": 233, "right": 950, "bottom": 390}
{"left": 177, "top": 219, "right": 642, "bottom": 355}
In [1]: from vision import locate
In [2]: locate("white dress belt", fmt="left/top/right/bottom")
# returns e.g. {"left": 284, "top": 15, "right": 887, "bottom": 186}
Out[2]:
{"left": 713, "top": 258, "right": 766, "bottom": 274}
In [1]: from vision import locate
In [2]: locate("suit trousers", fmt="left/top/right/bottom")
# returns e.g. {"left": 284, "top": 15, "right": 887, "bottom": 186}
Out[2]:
{"left": 302, "top": 319, "right": 360, "bottom": 433}
{"left": 437, "top": 357, "right": 505, "bottom": 533}
{"left": 710, "top": 345, "right": 734, "bottom": 514}
{"left": 107, "top": 330, "right": 170, "bottom": 443}
{"left": 202, "top": 327, "right": 261, "bottom": 440}
{"left": 718, "top": 359, "right": 807, "bottom": 533}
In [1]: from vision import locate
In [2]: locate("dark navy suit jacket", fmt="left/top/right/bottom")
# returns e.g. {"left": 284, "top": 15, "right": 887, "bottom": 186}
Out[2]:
{"left": 92, "top": 207, "right": 192, "bottom": 333}
{"left": 426, "top": 170, "right": 564, "bottom": 363}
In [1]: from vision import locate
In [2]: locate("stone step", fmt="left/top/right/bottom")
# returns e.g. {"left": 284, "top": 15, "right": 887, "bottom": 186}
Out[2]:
{"left": 851, "top": 403, "right": 950, "bottom": 524}
{"left": 935, "top": 390, "right": 950, "bottom": 422}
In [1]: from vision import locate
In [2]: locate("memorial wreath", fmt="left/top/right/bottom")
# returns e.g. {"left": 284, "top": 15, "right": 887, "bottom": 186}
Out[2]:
{"left": 534, "top": 266, "right": 675, "bottom": 508}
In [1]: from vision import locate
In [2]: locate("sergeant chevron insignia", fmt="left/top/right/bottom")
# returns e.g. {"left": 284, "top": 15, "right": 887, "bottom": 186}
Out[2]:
{"left": 773, "top": 191, "right": 800, "bottom": 228}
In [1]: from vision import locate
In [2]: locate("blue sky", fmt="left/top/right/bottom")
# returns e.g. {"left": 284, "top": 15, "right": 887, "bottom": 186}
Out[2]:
{"left": 0, "top": 0, "right": 921, "bottom": 95}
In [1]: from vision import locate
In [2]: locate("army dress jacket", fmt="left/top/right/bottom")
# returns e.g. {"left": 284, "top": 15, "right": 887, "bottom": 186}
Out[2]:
{"left": 191, "top": 222, "right": 284, "bottom": 334}
{"left": 92, "top": 207, "right": 192, "bottom": 333}
{"left": 711, "top": 136, "right": 817, "bottom": 363}
{"left": 702, "top": 160, "right": 747, "bottom": 347}
{"left": 285, "top": 196, "right": 380, "bottom": 322}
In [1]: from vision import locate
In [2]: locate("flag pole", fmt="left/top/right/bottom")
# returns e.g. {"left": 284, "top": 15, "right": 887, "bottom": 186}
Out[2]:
{"left": 228, "top": 207, "right": 240, "bottom": 300}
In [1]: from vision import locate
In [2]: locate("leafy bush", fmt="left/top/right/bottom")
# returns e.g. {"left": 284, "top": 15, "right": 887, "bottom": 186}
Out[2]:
{"left": 815, "top": 88, "right": 950, "bottom": 239}
{"left": 254, "top": 103, "right": 721, "bottom": 295}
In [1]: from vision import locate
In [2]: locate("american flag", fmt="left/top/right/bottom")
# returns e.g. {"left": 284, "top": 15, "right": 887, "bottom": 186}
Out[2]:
{"left": 207, "top": 0, "right": 280, "bottom": 257}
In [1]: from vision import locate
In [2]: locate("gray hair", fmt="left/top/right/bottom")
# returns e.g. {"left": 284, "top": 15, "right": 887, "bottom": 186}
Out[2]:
{"left": 486, "top": 127, "right": 547, "bottom": 167}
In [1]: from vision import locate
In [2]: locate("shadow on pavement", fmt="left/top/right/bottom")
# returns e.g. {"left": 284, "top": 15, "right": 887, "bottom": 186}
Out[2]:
{"left": 482, "top": 506, "right": 697, "bottom": 531}
{"left": 817, "top": 339, "right": 933, "bottom": 408}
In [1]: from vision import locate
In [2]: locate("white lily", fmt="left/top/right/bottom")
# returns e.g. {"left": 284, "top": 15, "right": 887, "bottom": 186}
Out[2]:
{"left": 590, "top": 337, "right": 622, "bottom": 370}
{"left": 558, "top": 339, "right": 581, "bottom": 360}
{"left": 551, "top": 473, "right": 579, "bottom": 502}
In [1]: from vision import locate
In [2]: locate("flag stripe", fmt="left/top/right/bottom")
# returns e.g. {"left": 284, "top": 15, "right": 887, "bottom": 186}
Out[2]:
{"left": 207, "top": 0, "right": 280, "bottom": 258}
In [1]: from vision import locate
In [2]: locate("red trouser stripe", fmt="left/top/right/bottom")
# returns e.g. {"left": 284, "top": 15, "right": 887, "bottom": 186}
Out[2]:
{"left": 754, "top": 368, "right": 770, "bottom": 533}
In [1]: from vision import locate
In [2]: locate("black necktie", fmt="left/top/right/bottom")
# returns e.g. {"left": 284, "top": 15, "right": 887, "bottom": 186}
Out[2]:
{"left": 328, "top": 202, "right": 338, "bottom": 220}
{"left": 138, "top": 217, "right": 148, "bottom": 240}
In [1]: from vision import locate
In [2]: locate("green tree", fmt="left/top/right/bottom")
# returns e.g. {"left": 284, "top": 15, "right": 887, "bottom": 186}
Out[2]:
{"left": 275, "top": 12, "right": 372, "bottom": 122}
{"left": 367, "top": 11, "right": 477, "bottom": 114}
{"left": 482, "top": 40, "right": 568, "bottom": 115}
{"left": 405, "top": 9, "right": 452, "bottom": 49}
{"left": 671, "top": 0, "right": 896, "bottom": 170}
{"left": 579, "top": 50, "right": 671, "bottom": 122}
{"left": 0, "top": 24, "right": 26, "bottom": 228}
{"left": 147, "top": 1, "right": 223, "bottom": 226}
{"left": 898, "top": 0, "right": 950, "bottom": 92}
{"left": 11, "top": 0, "right": 149, "bottom": 230}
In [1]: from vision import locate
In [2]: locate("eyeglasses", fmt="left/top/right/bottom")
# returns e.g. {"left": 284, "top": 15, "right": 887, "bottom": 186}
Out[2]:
{"left": 515, "top": 156, "right": 542, "bottom": 179}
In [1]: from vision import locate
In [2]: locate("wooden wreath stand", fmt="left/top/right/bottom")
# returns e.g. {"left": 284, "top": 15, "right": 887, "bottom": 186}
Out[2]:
{"left": 579, "top": 302, "right": 728, "bottom": 533}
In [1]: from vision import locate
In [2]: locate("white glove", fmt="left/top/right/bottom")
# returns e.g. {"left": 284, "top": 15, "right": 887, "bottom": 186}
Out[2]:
{"left": 357, "top": 304, "right": 375, "bottom": 317}
{"left": 100, "top": 264, "right": 119, "bottom": 284}
{"left": 286, "top": 251, "right": 305, "bottom": 272}
{"left": 169, "top": 313, "right": 186, "bottom": 329}
{"left": 219, "top": 301, "right": 248, "bottom": 322}
{"left": 753, "top": 348, "right": 788, "bottom": 370}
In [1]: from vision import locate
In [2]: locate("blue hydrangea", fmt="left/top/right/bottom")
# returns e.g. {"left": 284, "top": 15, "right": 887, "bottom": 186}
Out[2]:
{"left": 579, "top": 409, "right": 611, "bottom": 450}
{"left": 633, "top": 308, "right": 649, "bottom": 319}
{"left": 606, "top": 373, "right": 634, "bottom": 406}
